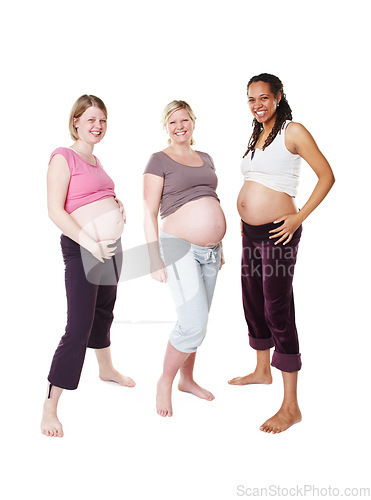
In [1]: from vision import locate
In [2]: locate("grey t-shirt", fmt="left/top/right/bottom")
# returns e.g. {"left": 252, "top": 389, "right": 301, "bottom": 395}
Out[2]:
{"left": 144, "top": 151, "right": 220, "bottom": 219}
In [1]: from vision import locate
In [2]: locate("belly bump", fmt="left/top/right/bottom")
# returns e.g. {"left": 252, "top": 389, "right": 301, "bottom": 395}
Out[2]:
{"left": 71, "top": 197, "right": 125, "bottom": 241}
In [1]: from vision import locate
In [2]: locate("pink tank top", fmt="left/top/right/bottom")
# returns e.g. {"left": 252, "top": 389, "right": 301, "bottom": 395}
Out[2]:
{"left": 50, "top": 147, "right": 116, "bottom": 213}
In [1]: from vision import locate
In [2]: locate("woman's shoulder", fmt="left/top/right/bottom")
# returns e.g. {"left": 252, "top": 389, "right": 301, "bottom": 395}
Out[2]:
{"left": 285, "top": 122, "right": 314, "bottom": 154}
{"left": 146, "top": 151, "right": 167, "bottom": 162}
{"left": 285, "top": 121, "right": 312, "bottom": 142}
{"left": 196, "top": 150, "right": 215, "bottom": 169}
{"left": 285, "top": 121, "right": 308, "bottom": 136}
{"left": 50, "top": 146, "right": 73, "bottom": 161}
{"left": 151, "top": 150, "right": 166, "bottom": 158}
{"left": 147, "top": 151, "right": 167, "bottom": 163}
{"left": 49, "top": 147, "right": 75, "bottom": 171}
{"left": 144, "top": 151, "right": 166, "bottom": 176}
{"left": 195, "top": 150, "right": 211, "bottom": 157}
{"left": 51, "top": 146, "right": 72, "bottom": 155}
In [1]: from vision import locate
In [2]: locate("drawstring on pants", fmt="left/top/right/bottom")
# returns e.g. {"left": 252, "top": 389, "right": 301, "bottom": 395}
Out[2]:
{"left": 206, "top": 249, "right": 217, "bottom": 263}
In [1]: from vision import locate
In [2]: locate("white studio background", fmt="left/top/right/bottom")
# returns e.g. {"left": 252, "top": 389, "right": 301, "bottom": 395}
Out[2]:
{"left": 1, "top": 0, "right": 369, "bottom": 499}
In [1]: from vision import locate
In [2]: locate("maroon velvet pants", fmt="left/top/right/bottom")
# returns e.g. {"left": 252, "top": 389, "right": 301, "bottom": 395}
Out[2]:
{"left": 48, "top": 235, "right": 122, "bottom": 390}
{"left": 241, "top": 221, "right": 302, "bottom": 372}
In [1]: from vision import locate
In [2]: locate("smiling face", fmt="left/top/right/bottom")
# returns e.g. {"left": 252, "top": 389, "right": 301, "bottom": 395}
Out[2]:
{"left": 73, "top": 106, "right": 107, "bottom": 145}
{"left": 165, "top": 108, "right": 195, "bottom": 145}
{"left": 248, "top": 81, "right": 281, "bottom": 128}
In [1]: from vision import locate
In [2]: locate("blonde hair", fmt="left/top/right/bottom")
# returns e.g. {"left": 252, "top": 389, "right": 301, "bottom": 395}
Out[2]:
{"left": 69, "top": 95, "right": 108, "bottom": 141}
{"left": 161, "top": 100, "right": 197, "bottom": 146}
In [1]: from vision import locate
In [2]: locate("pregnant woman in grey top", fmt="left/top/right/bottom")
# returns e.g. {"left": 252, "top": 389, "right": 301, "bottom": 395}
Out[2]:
{"left": 143, "top": 100, "right": 226, "bottom": 417}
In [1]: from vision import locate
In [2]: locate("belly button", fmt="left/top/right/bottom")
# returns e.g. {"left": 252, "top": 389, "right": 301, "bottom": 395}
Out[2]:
{"left": 241, "top": 202, "right": 245, "bottom": 208}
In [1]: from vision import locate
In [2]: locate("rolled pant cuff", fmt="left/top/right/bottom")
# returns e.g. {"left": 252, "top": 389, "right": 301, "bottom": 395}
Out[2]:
{"left": 271, "top": 351, "right": 302, "bottom": 372}
{"left": 47, "top": 377, "right": 78, "bottom": 391}
{"left": 87, "top": 341, "right": 111, "bottom": 349}
{"left": 249, "top": 335, "right": 275, "bottom": 350}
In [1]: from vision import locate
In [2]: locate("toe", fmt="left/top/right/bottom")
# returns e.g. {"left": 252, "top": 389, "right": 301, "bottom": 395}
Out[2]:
{"left": 126, "top": 377, "right": 136, "bottom": 387}
{"left": 228, "top": 377, "right": 239, "bottom": 384}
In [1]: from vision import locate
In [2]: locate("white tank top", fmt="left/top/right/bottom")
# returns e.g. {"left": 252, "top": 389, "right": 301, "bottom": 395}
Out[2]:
{"left": 240, "top": 121, "right": 301, "bottom": 197}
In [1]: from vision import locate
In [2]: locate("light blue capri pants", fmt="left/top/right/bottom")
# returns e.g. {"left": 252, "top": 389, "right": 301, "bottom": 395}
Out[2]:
{"left": 159, "top": 230, "right": 221, "bottom": 353}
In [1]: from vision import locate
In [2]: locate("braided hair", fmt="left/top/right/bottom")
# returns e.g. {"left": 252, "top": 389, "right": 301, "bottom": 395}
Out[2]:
{"left": 243, "top": 73, "right": 292, "bottom": 158}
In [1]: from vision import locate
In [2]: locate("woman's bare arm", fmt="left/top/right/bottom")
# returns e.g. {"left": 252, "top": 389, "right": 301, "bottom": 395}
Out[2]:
{"left": 47, "top": 154, "right": 116, "bottom": 262}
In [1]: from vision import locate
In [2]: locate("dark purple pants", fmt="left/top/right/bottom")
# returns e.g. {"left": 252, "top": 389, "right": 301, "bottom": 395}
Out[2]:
{"left": 48, "top": 235, "right": 122, "bottom": 390}
{"left": 241, "top": 221, "right": 302, "bottom": 372}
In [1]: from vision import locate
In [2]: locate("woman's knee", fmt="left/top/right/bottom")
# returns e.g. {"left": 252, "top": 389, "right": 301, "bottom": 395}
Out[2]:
{"left": 170, "top": 314, "right": 209, "bottom": 351}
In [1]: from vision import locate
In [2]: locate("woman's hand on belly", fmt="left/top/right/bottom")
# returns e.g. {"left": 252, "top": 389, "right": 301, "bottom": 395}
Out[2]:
{"left": 269, "top": 212, "right": 304, "bottom": 245}
{"left": 115, "top": 198, "right": 127, "bottom": 223}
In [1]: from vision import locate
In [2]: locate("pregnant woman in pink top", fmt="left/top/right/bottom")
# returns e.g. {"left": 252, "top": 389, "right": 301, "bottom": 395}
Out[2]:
{"left": 41, "top": 95, "right": 135, "bottom": 438}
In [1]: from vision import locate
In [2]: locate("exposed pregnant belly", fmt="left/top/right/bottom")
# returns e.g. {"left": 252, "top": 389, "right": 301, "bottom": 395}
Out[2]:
{"left": 162, "top": 197, "right": 226, "bottom": 246}
{"left": 70, "top": 197, "right": 124, "bottom": 241}
{"left": 237, "top": 181, "right": 298, "bottom": 225}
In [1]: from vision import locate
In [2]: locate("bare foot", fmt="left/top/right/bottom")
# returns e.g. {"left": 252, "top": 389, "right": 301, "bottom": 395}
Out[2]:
{"left": 99, "top": 369, "right": 136, "bottom": 387}
{"left": 41, "top": 402, "right": 64, "bottom": 438}
{"left": 228, "top": 371, "right": 272, "bottom": 385}
{"left": 178, "top": 379, "right": 215, "bottom": 401}
{"left": 156, "top": 375, "right": 173, "bottom": 417}
{"left": 260, "top": 405, "right": 302, "bottom": 434}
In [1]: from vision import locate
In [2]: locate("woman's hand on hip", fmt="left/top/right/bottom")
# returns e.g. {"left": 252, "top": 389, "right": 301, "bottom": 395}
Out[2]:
{"left": 269, "top": 213, "right": 303, "bottom": 245}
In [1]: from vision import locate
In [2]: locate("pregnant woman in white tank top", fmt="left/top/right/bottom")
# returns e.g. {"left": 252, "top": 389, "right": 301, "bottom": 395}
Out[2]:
{"left": 230, "top": 74, "right": 335, "bottom": 434}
